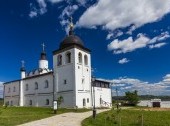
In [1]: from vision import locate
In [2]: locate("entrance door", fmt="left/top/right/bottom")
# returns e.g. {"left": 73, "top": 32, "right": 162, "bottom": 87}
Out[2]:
{"left": 83, "top": 98, "right": 86, "bottom": 107}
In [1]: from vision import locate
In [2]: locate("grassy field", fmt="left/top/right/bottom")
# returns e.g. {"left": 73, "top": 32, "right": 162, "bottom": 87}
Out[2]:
{"left": 82, "top": 108, "right": 170, "bottom": 126}
{"left": 0, "top": 106, "right": 89, "bottom": 126}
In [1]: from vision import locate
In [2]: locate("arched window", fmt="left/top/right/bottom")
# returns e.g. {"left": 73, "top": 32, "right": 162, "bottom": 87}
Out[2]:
{"left": 46, "top": 99, "right": 49, "bottom": 105}
{"left": 45, "top": 80, "right": 49, "bottom": 88}
{"left": 78, "top": 52, "right": 82, "bottom": 64}
{"left": 57, "top": 55, "right": 62, "bottom": 66}
{"left": 8, "top": 87, "right": 10, "bottom": 93}
{"left": 84, "top": 55, "right": 88, "bottom": 65}
{"left": 29, "top": 100, "right": 32, "bottom": 106}
{"left": 13, "top": 86, "right": 16, "bottom": 92}
{"left": 35, "top": 82, "right": 38, "bottom": 90}
{"left": 100, "top": 97, "right": 102, "bottom": 105}
{"left": 83, "top": 98, "right": 86, "bottom": 107}
{"left": 65, "top": 52, "right": 71, "bottom": 63}
{"left": 25, "top": 84, "right": 29, "bottom": 91}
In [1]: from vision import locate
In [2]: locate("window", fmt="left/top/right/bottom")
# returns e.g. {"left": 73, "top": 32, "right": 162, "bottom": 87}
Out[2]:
{"left": 57, "top": 55, "right": 62, "bottom": 66}
{"left": 25, "top": 84, "right": 29, "bottom": 91}
{"left": 105, "top": 84, "right": 109, "bottom": 88}
{"left": 87, "top": 98, "right": 89, "bottom": 103}
{"left": 13, "top": 87, "right": 16, "bottom": 92}
{"left": 83, "top": 98, "right": 86, "bottom": 106}
{"left": 64, "top": 80, "right": 67, "bottom": 84}
{"left": 100, "top": 98, "right": 102, "bottom": 105}
{"left": 46, "top": 99, "right": 49, "bottom": 105}
{"left": 66, "top": 52, "right": 71, "bottom": 63}
{"left": 101, "top": 83, "right": 105, "bottom": 88}
{"left": 78, "top": 52, "right": 82, "bottom": 63}
{"left": 84, "top": 55, "right": 88, "bottom": 65}
{"left": 8, "top": 87, "right": 10, "bottom": 93}
{"left": 96, "top": 82, "right": 100, "bottom": 87}
{"left": 35, "top": 82, "right": 38, "bottom": 90}
{"left": 82, "top": 78, "right": 84, "bottom": 84}
{"left": 45, "top": 80, "right": 49, "bottom": 88}
{"left": 29, "top": 100, "right": 32, "bottom": 105}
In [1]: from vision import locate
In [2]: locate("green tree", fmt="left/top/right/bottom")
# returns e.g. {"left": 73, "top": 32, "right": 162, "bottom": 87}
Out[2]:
{"left": 125, "top": 90, "right": 139, "bottom": 106}
{"left": 57, "top": 96, "right": 63, "bottom": 107}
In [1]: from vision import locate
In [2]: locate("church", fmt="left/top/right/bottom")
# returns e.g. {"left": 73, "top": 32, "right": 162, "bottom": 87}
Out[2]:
{"left": 3, "top": 19, "right": 112, "bottom": 108}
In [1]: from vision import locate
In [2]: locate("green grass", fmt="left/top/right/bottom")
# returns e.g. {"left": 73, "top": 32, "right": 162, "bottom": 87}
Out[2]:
{"left": 0, "top": 106, "right": 89, "bottom": 126}
{"left": 82, "top": 108, "right": 170, "bottom": 126}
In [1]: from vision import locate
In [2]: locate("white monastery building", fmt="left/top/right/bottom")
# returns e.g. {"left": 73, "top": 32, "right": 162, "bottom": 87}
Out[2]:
{"left": 3, "top": 20, "right": 112, "bottom": 108}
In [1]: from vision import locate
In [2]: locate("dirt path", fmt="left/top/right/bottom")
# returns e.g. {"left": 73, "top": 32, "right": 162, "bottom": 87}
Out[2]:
{"left": 19, "top": 109, "right": 109, "bottom": 126}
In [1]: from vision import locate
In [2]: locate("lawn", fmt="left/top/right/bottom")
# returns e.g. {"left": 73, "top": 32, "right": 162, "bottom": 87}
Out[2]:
{"left": 0, "top": 106, "right": 89, "bottom": 126}
{"left": 82, "top": 108, "right": 170, "bottom": 126}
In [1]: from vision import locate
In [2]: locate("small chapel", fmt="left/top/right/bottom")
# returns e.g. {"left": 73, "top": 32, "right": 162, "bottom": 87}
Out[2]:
{"left": 3, "top": 19, "right": 112, "bottom": 108}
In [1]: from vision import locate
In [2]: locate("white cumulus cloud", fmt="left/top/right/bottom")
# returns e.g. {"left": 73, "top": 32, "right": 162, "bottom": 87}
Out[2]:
{"left": 118, "top": 58, "right": 130, "bottom": 64}
{"left": 29, "top": 0, "right": 63, "bottom": 18}
{"left": 111, "top": 74, "right": 170, "bottom": 96}
{"left": 106, "top": 30, "right": 123, "bottom": 40}
{"left": 77, "top": 0, "right": 170, "bottom": 31}
{"left": 149, "top": 43, "right": 167, "bottom": 49}
{"left": 48, "top": 0, "right": 63, "bottom": 3}
{"left": 59, "top": 5, "right": 79, "bottom": 33}
{"left": 108, "top": 32, "right": 170, "bottom": 54}
{"left": 29, "top": 0, "right": 47, "bottom": 18}
{"left": 108, "top": 33, "right": 150, "bottom": 54}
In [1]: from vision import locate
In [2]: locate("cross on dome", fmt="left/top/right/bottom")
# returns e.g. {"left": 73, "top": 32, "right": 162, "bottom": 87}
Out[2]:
{"left": 69, "top": 17, "right": 74, "bottom": 35}
{"left": 21, "top": 60, "right": 25, "bottom": 68}
{"left": 41, "top": 43, "right": 45, "bottom": 52}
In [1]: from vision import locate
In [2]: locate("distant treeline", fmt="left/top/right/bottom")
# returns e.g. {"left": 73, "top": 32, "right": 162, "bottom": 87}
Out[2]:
{"left": 112, "top": 95, "right": 170, "bottom": 101}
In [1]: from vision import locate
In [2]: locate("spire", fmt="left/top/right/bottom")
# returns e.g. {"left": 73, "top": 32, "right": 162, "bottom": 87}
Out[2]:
{"left": 20, "top": 60, "right": 26, "bottom": 71}
{"left": 40, "top": 43, "right": 47, "bottom": 60}
{"left": 69, "top": 17, "right": 74, "bottom": 36}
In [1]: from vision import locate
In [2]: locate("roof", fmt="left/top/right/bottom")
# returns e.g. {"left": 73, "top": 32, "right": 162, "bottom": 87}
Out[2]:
{"left": 59, "top": 35, "right": 84, "bottom": 49}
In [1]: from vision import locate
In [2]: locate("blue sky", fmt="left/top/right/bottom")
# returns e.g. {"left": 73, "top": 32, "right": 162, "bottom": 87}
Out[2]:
{"left": 0, "top": 0, "right": 170, "bottom": 97}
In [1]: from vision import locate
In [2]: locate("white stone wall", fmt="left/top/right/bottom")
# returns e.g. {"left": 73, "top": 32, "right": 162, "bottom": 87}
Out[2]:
{"left": 93, "top": 87, "right": 112, "bottom": 108}
{"left": 53, "top": 47, "right": 92, "bottom": 108}
{"left": 39, "top": 60, "right": 48, "bottom": 69}
{"left": 22, "top": 73, "right": 53, "bottom": 107}
{"left": 4, "top": 81, "right": 20, "bottom": 106}
{"left": 58, "top": 91, "right": 74, "bottom": 108}
{"left": 74, "top": 48, "right": 92, "bottom": 108}
{"left": 53, "top": 48, "right": 76, "bottom": 108}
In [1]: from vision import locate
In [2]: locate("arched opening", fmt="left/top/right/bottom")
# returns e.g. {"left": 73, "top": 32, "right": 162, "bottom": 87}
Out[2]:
{"left": 83, "top": 98, "right": 86, "bottom": 107}
{"left": 13, "top": 86, "right": 16, "bottom": 92}
{"left": 66, "top": 52, "right": 71, "bottom": 63}
{"left": 78, "top": 52, "right": 82, "bottom": 64}
{"left": 29, "top": 100, "right": 32, "bottom": 106}
{"left": 8, "top": 88, "right": 10, "bottom": 93}
{"left": 57, "top": 54, "right": 62, "bottom": 66}
{"left": 46, "top": 99, "right": 49, "bottom": 105}
{"left": 35, "top": 82, "right": 38, "bottom": 90}
{"left": 45, "top": 80, "right": 49, "bottom": 88}
{"left": 84, "top": 55, "right": 88, "bottom": 65}
{"left": 25, "top": 84, "right": 29, "bottom": 91}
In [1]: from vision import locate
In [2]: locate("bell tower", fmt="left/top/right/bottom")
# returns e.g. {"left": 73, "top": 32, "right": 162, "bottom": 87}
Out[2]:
{"left": 53, "top": 18, "right": 92, "bottom": 108}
